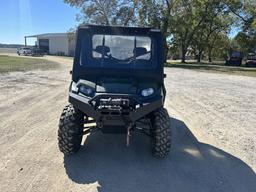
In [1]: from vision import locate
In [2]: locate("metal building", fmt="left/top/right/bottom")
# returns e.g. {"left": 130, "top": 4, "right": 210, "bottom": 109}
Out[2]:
{"left": 24, "top": 33, "right": 75, "bottom": 56}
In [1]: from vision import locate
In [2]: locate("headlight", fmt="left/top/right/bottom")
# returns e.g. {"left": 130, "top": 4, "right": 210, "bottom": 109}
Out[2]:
{"left": 141, "top": 88, "right": 154, "bottom": 97}
{"left": 79, "top": 85, "right": 93, "bottom": 96}
{"left": 71, "top": 81, "right": 78, "bottom": 92}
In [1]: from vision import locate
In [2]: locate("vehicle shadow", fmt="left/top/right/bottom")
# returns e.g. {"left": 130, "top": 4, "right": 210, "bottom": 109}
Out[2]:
{"left": 63, "top": 117, "right": 256, "bottom": 192}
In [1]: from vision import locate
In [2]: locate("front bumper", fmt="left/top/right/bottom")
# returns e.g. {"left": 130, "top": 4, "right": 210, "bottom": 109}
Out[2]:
{"left": 69, "top": 92, "right": 163, "bottom": 123}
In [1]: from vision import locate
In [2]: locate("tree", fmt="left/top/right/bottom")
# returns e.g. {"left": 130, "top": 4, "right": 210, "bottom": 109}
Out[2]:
{"left": 230, "top": 0, "right": 256, "bottom": 55}
{"left": 226, "top": 0, "right": 255, "bottom": 25}
{"left": 170, "top": 0, "right": 208, "bottom": 63}
{"left": 208, "top": 32, "right": 230, "bottom": 62}
{"left": 191, "top": 2, "right": 233, "bottom": 63}
{"left": 233, "top": 31, "right": 256, "bottom": 54}
{"left": 64, "top": 0, "right": 252, "bottom": 63}
{"left": 170, "top": 0, "right": 238, "bottom": 63}
{"left": 63, "top": 0, "right": 137, "bottom": 26}
{"left": 64, "top": 0, "right": 178, "bottom": 61}
{"left": 137, "top": 0, "right": 178, "bottom": 61}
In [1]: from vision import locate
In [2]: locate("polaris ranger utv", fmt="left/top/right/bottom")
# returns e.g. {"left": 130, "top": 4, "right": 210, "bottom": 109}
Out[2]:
{"left": 58, "top": 25, "right": 171, "bottom": 158}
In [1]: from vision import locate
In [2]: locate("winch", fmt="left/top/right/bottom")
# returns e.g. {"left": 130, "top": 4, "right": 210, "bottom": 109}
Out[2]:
{"left": 99, "top": 98, "right": 130, "bottom": 108}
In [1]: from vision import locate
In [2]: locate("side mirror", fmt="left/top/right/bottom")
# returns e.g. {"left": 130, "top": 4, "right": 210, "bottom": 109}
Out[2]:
{"left": 164, "top": 74, "right": 167, "bottom": 78}
{"left": 70, "top": 70, "right": 72, "bottom": 75}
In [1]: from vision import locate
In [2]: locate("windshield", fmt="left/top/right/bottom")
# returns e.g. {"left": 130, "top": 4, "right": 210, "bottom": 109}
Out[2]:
{"left": 231, "top": 51, "right": 242, "bottom": 57}
{"left": 92, "top": 35, "right": 151, "bottom": 61}
{"left": 80, "top": 34, "right": 154, "bottom": 68}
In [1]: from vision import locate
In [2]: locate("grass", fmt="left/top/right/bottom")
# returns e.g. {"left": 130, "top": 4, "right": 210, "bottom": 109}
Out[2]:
{"left": 0, "top": 48, "right": 17, "bottom": 54}
{"left": 166, "top": 61, "right": 256, "bottom": 77}
{"left": 53, "top": 55, "right": 74, "bottom": 59}
{"left": 0, "top": 55, "right": 59, "bottom": 73}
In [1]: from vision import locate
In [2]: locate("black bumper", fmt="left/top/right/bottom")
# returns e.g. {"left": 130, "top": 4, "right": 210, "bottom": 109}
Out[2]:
{"left": 69, "top": 92, "right": 163, "bottom": 123}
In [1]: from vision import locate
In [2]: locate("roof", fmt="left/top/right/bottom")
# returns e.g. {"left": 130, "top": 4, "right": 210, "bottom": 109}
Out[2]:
{"left": 78, "top": 24, "right": 161, "bottom": 35}
{"left": 25, "top": 33, "right": 70, "bottom": 38}
{"left": 79, "top": 24, "right": 153, "bottom": 29}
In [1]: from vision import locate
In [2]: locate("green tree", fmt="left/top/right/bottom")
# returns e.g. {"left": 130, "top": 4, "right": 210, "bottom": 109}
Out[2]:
{"left": 64, "top": 0, "right": 250, "bottom": 62}
{"left": 64, "top": 0, "right": 178, "bottom": 61}
{"left": 137, "top": 0, "right": 178, "bottom": 61}
{"left": 63, "top": 0, "right": 137, "bottom": 26}
{"left": 170, "top": 0, "right": 208, "bottom": 63}
{"left": 230, "top": 0, "right": 256, "bottom": 55}
{"left": 233, "top": 31, "right": 256, "bottom": 54}
{"left": 208, "top": 32, "right": 230, "bottom": 61}
{"left": 170, "top": 0, "right": 239, "bottom": 63}
{"left": 191, "top": 4, "right": 233, "bottom": 62}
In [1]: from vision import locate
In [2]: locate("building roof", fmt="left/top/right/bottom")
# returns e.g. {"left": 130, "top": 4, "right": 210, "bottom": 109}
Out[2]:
{"left": 25, "top": 33, "right": 69, "bottom": 38}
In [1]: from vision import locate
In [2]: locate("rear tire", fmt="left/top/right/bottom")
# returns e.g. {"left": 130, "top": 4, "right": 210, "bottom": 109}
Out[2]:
{"left": 58, "top": 104, "right": 84, "bottom": 155}
{"left": 150, "top": 107, "right": 171, "bottom": 158}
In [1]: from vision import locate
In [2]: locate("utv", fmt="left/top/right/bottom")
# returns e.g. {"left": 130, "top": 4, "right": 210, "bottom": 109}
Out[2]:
{"left": 245, "top": 53, "right": 256, "bottom": 67}
{"left": 58, "top": 25, "right": 171, "bottom": 158}
{"left": 225, "top": 51, "right": 243, "bottom": 66}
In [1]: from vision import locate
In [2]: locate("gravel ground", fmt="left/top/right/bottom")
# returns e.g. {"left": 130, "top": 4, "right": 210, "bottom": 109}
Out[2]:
{"left": 165, "top": 68, "right": 256, "bottom": 170}
{"left": 0, "top": 56, "right": 255, "bottom": 192}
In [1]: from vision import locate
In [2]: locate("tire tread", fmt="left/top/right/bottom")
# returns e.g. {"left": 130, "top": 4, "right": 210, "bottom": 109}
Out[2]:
{"left": 58, "top": 104, "right": 84, "bottom": 155}
{"left": 151, "top": 107, "right": 171, "bottom": 158}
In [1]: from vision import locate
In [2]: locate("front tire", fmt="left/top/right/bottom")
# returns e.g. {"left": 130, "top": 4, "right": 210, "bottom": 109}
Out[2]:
{"left": 150, "top": 107, "right": 171, "bottom": 158}
{"left": 58, "top": 104, "right": 84, "bottom": 155}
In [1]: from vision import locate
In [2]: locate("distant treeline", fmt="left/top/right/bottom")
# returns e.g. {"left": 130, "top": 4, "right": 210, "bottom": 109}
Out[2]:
{"left": 0, "top": 44, "right": 23, "bottom": 48}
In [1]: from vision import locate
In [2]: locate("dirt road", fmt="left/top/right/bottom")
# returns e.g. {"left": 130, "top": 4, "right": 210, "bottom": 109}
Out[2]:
{"left": 0, "top": 56, "right": 255, "bottom": 192}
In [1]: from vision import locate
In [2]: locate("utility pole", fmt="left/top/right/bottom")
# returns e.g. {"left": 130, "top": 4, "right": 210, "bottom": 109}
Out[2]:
{"left": 24, "top": 37, "right": 27, "bottom": 47}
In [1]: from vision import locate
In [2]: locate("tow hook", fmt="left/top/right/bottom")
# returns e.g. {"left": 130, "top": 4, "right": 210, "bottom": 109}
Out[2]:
{"left": 97, "top": 121, "right": 103, "bottom": 128}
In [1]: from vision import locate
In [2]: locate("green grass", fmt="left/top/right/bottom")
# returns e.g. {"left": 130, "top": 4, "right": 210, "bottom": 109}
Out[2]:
{"left": 0, "top": 55, "right": 59, "bottom": 73}
{"left": 166, "top": 61, "right": 256, "bottom": 77}
{"left": 53, "top": 55, "right": 74, "bottom": 60}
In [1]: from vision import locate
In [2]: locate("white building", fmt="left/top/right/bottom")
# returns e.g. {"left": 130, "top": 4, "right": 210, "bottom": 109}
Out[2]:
{"left": 25, "top": 33, "right": 76, "bottom": 56}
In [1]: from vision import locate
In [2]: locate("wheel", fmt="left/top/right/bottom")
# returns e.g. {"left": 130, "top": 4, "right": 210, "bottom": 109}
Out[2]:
{"left": 150, "top": 107, "right": 171, "bottom": 158}
{"left": 58, "top": 104, "right": 84, "bottom": 155}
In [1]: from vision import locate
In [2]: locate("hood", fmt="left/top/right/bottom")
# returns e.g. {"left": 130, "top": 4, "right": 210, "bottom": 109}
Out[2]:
{"left": 96, "top": 77, "right": 137, "bottom": 94}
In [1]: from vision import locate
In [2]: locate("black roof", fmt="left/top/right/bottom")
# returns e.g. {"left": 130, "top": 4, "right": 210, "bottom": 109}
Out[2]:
{"left": 77, "top": 24, "right": 161, "bottom": 35}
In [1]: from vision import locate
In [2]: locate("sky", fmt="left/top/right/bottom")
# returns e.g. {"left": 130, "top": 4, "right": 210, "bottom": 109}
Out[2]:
{"left": 229, "top": 27, "right": 240, "bottom": 38}
{"left": 0, "top": 0, "right": 79, "bottom": 45}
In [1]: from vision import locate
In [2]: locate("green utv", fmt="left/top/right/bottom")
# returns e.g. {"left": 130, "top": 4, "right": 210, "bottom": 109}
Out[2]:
{"left": 58, "top": 25, "right": 171, "bottom": 158}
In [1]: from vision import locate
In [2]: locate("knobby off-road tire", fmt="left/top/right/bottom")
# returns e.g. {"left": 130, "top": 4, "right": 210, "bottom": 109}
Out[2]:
{"left": 58, "top": 104, "right": 84, "bottom": 155}
{"left": 150, "top": 107, "right": 171, "bottom": 158}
